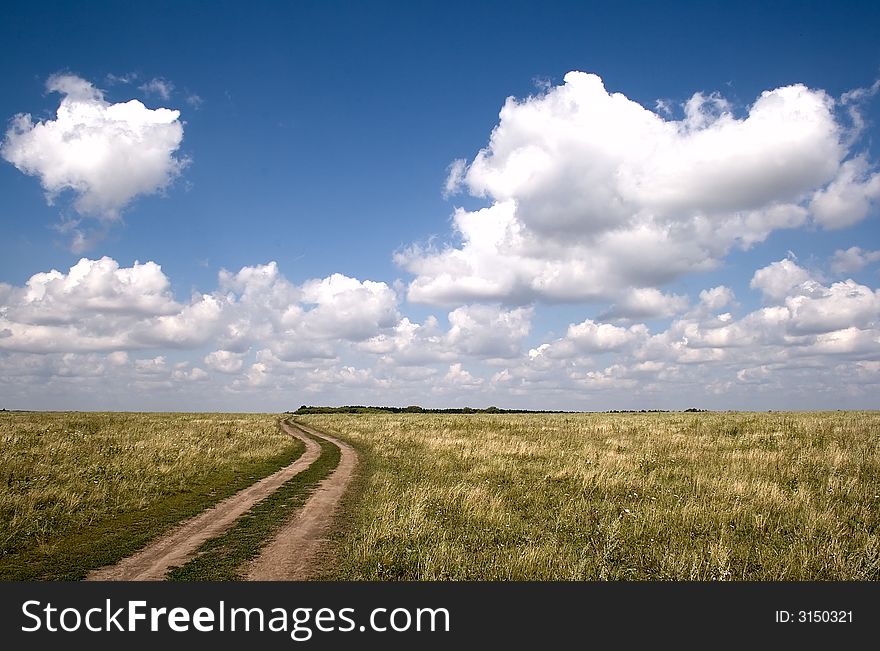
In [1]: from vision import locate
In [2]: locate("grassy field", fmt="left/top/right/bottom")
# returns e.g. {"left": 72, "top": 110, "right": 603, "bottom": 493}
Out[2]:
{"left": 0, "top": 412, "right": 303, "bottom": 579}
{"left": 300, "top": 411, "right": 880, "bottom": 580}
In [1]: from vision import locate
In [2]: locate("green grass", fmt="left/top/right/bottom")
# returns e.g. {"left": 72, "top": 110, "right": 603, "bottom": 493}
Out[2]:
{"left": 300, "top": 411, "right": 880, "bottom": 580}
{"left": 0, "top": 412, "right": 304, "bottom": 580}
{"left": 166, "top": 423, "right": 341, "bottom": 580}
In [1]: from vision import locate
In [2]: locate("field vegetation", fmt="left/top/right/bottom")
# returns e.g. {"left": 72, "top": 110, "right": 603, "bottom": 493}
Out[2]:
{"left": 0, "top": 412, "right": 303, "bottom": 580}
{"left": 301, "top": 411, "right": 880, "bottom": 580}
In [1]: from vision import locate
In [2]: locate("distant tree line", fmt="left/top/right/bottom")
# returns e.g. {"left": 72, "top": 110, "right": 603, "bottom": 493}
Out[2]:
{"left": 290, "top": 405, "right": 572, "bottom": 415}
{"left": 290, "top": 405, "right": 710, "bottom": 415}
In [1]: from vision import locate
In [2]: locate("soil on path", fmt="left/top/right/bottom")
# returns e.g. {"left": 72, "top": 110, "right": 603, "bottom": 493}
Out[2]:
{"left": 245, "top": 422, "right": 358, "bottom": 580}
{"left": 86, "top": 422, "right": 321, "bottom": 581}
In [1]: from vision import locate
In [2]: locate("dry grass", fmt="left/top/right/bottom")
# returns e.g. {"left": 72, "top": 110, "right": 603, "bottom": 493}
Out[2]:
{"left": 301, "top": 411, "right": 880, "bottom": 580}
{"left": 0, "top": 412, "right": 299, "bottom": 577}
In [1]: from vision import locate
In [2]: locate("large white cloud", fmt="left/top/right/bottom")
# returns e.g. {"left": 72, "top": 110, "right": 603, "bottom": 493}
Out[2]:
{"left": 400, "top": 72, "right": 877, "bottom": 306}
{"left": 0, "top": 258, "right": 400, "bottom": 357}
{"left": 1, "top": 74, "right": 186, "bottom": 220}
{"left": 2, "top": 256, "right": 178, "bottom": 325}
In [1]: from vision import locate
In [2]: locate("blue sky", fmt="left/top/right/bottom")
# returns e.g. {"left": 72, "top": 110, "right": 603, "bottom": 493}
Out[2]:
{"left": 1, "top": 1, "right": 879, "bottom": 411}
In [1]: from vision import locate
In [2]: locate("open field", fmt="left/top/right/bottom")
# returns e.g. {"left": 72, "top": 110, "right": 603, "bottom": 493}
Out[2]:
{"left": 0, "top": 412, "right": 303, "bottom": 580}
{"left": 301, "top": 411, "right": 880, "bottom": 580}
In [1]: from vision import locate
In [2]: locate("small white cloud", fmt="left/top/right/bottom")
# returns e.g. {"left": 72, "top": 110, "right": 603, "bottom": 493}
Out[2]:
{"left": 106, "top": 351, "right": 129, "bottom": 366}
{"left": 830, "top": 246, "right": 880, "bottom": 275}
{"left": 601, "top": 288, "right": 689, "bottom": 320}
{"left": 135, "top": 356, "right": 166, "bottom": 374}
{"left": 185, "top": 93, "right": 204, "bottom": 109}
{"left": 105, "top": 72, "right": 138, "bottom": 85}
{"left": 204, "top": 349, "right": 246, "bottom": 374}
{"left": 443, "top": 159, "right": 467, "bottom": 198}
{"left": 139, "top": 77, "right": 175, "bottom": 101}
{"left": 1, "top": 74, "right": 187, "bottom": 223}
{"left": 443, "top": 362, "right": 483, "bottom": 387}
{"left": 699, "top": 286, "right": 735, "bottom": 311}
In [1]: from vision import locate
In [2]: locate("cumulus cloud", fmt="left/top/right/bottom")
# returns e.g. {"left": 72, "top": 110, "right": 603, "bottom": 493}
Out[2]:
{"left": 600, "top": 288, "right": 688, "bottom": 320}
{"left": 529, "top": 318, "right": 647, "bottom": 361}
{"left": 0, "top": 258, "right": 401, "bottom": 360}
{"left": 446, "top": 304, "right": 532, "bottom": 358}
{"left": 809, "top": 156, "right": 880, "bottom": 229}
{"left": 830, "top": 246, "right": 880, "bottom": 275}
{"left": 399, "top": 72, "right": 877, "bottom": 307}
{"left": 3, "top": 256, "right": 178, "bottom": 325}
{"left": 442, "top": 362, "right": 483, "bottom": 388}
{"left": 2, "top": 255, "right": 878, "bottom": 410}
{"left": 750, "top": 259, "right": 812, "bottom": 302}
{"left": 698, "top": 286, "right": 735, "bottom": 311}
{"left": 1, "top": 74, "right": 186, "bottom": 222}
{"left": 298, "top": 274, "right": 399, "bottom": 341}
{"left": 204, "top": 350, "right": 246, "bottom": 374}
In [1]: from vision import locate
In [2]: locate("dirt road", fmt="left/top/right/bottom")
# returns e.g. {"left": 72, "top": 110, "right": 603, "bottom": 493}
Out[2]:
{"left": 245, "top": 422, "right": 358, "bottom": 580}
{"left": 86, "top": 421, "right": 321, "bottom": 581}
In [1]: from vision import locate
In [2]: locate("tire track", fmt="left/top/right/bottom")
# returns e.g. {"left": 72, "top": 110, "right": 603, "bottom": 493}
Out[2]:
{"left": 245, "top": 421, "right": 358, "bottom": 580}
{"left": 86, "top": 421, "right": 320, "bottom": 581}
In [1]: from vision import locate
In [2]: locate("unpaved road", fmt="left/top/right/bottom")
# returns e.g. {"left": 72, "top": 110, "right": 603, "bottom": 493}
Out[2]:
{"left": 246, "top": 422, "right": 358, "bottom": 580}
{"left": 87, "top": 421, "right": 321, "bottom": 581}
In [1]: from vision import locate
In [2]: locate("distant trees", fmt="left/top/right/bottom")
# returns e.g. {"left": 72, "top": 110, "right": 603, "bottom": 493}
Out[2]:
{"left": 291, "top": 405, "right": 711, "bottom": 415}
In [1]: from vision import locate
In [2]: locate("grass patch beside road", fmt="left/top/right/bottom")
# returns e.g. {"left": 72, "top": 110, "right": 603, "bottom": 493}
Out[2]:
{"left": 0, "top": 412, "right": 303, "bottom": 580}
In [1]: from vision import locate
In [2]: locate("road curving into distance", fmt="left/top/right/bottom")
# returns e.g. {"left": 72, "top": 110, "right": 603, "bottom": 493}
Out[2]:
{"left": 86, "top": 419, "right": 342, "bottom": 581}
{"left": 245, "top": 421, "right": 358, "bottom": 580}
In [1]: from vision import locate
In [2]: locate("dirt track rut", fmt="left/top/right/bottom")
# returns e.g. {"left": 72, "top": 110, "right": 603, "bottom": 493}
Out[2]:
{"left": 86, "top": 421, "right": 321, "bottom": 581}
{"left": 245, "top": 422, "right": 358, "bottom": 580}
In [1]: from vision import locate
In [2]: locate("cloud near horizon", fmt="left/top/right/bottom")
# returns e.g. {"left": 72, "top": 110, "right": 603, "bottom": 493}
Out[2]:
{"left": 0, "top": 252, "right": 877, "bottom": 410}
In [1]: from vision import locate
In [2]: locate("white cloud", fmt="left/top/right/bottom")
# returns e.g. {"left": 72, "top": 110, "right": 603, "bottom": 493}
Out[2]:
{"left": 699, "top": 285, "right": 735, "bottom": 311}
{"left": 830, "top": 246, "right": 880, "bottom": 275}
{"left": 446, "top": 304, "right": 532, "bottom": 358}
{"left": 2, "top": 255, "right": 878, "bottom": 410}
{"left": 600, "top": 288, "right": 688, "bottom": 320}
{"left": 298, "top": 274, "right": 399, "bottom": 341}
{"left": 809, "top": 156, "right": 880, "bottom": 229}
{"left": 442, "top": 362, "right": 483, "bottom": 387}
{"left": 0, "top": 258, "right": 402, "bottom": 362}
{"left": 3, "top": 257, "right": 178, "bottom": 324}
{"left": 1, "top": 74, "right": 186, "bottom": 221}
{"left": 173, "top": 366, "right": 208, "bottom": 382}
{"left": 529, "top": 318, "right": 647, "bottom": 361}
{"left": 185, "top": 94, "right": 204, "bottom": 109}
{"left": 399, "top": 72, "right": 876, "bottom": 307}
{"left": 750, "top": 259, "right": 812, "bottom": 302}
{"left": 785, "top": 279, "right": 880, "bottom": 335}
{"left": 204, "top": 349, "right": 246, "bottom": 374}
{"left": 443, "top": 159, "right": 467, "bottom": 197}
{"left": 135, "top": 356, "right": 166, "bottom": 374}
{"left": 139, "top": 77, "right": 175, "bottom": 101}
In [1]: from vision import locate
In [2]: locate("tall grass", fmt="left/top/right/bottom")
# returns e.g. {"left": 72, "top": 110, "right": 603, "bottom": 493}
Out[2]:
{"left": 301, "top": 412, "right": 880, "bottom": 580}
{"left": 0, "top": 412, "right": 301, "bottom": 579}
